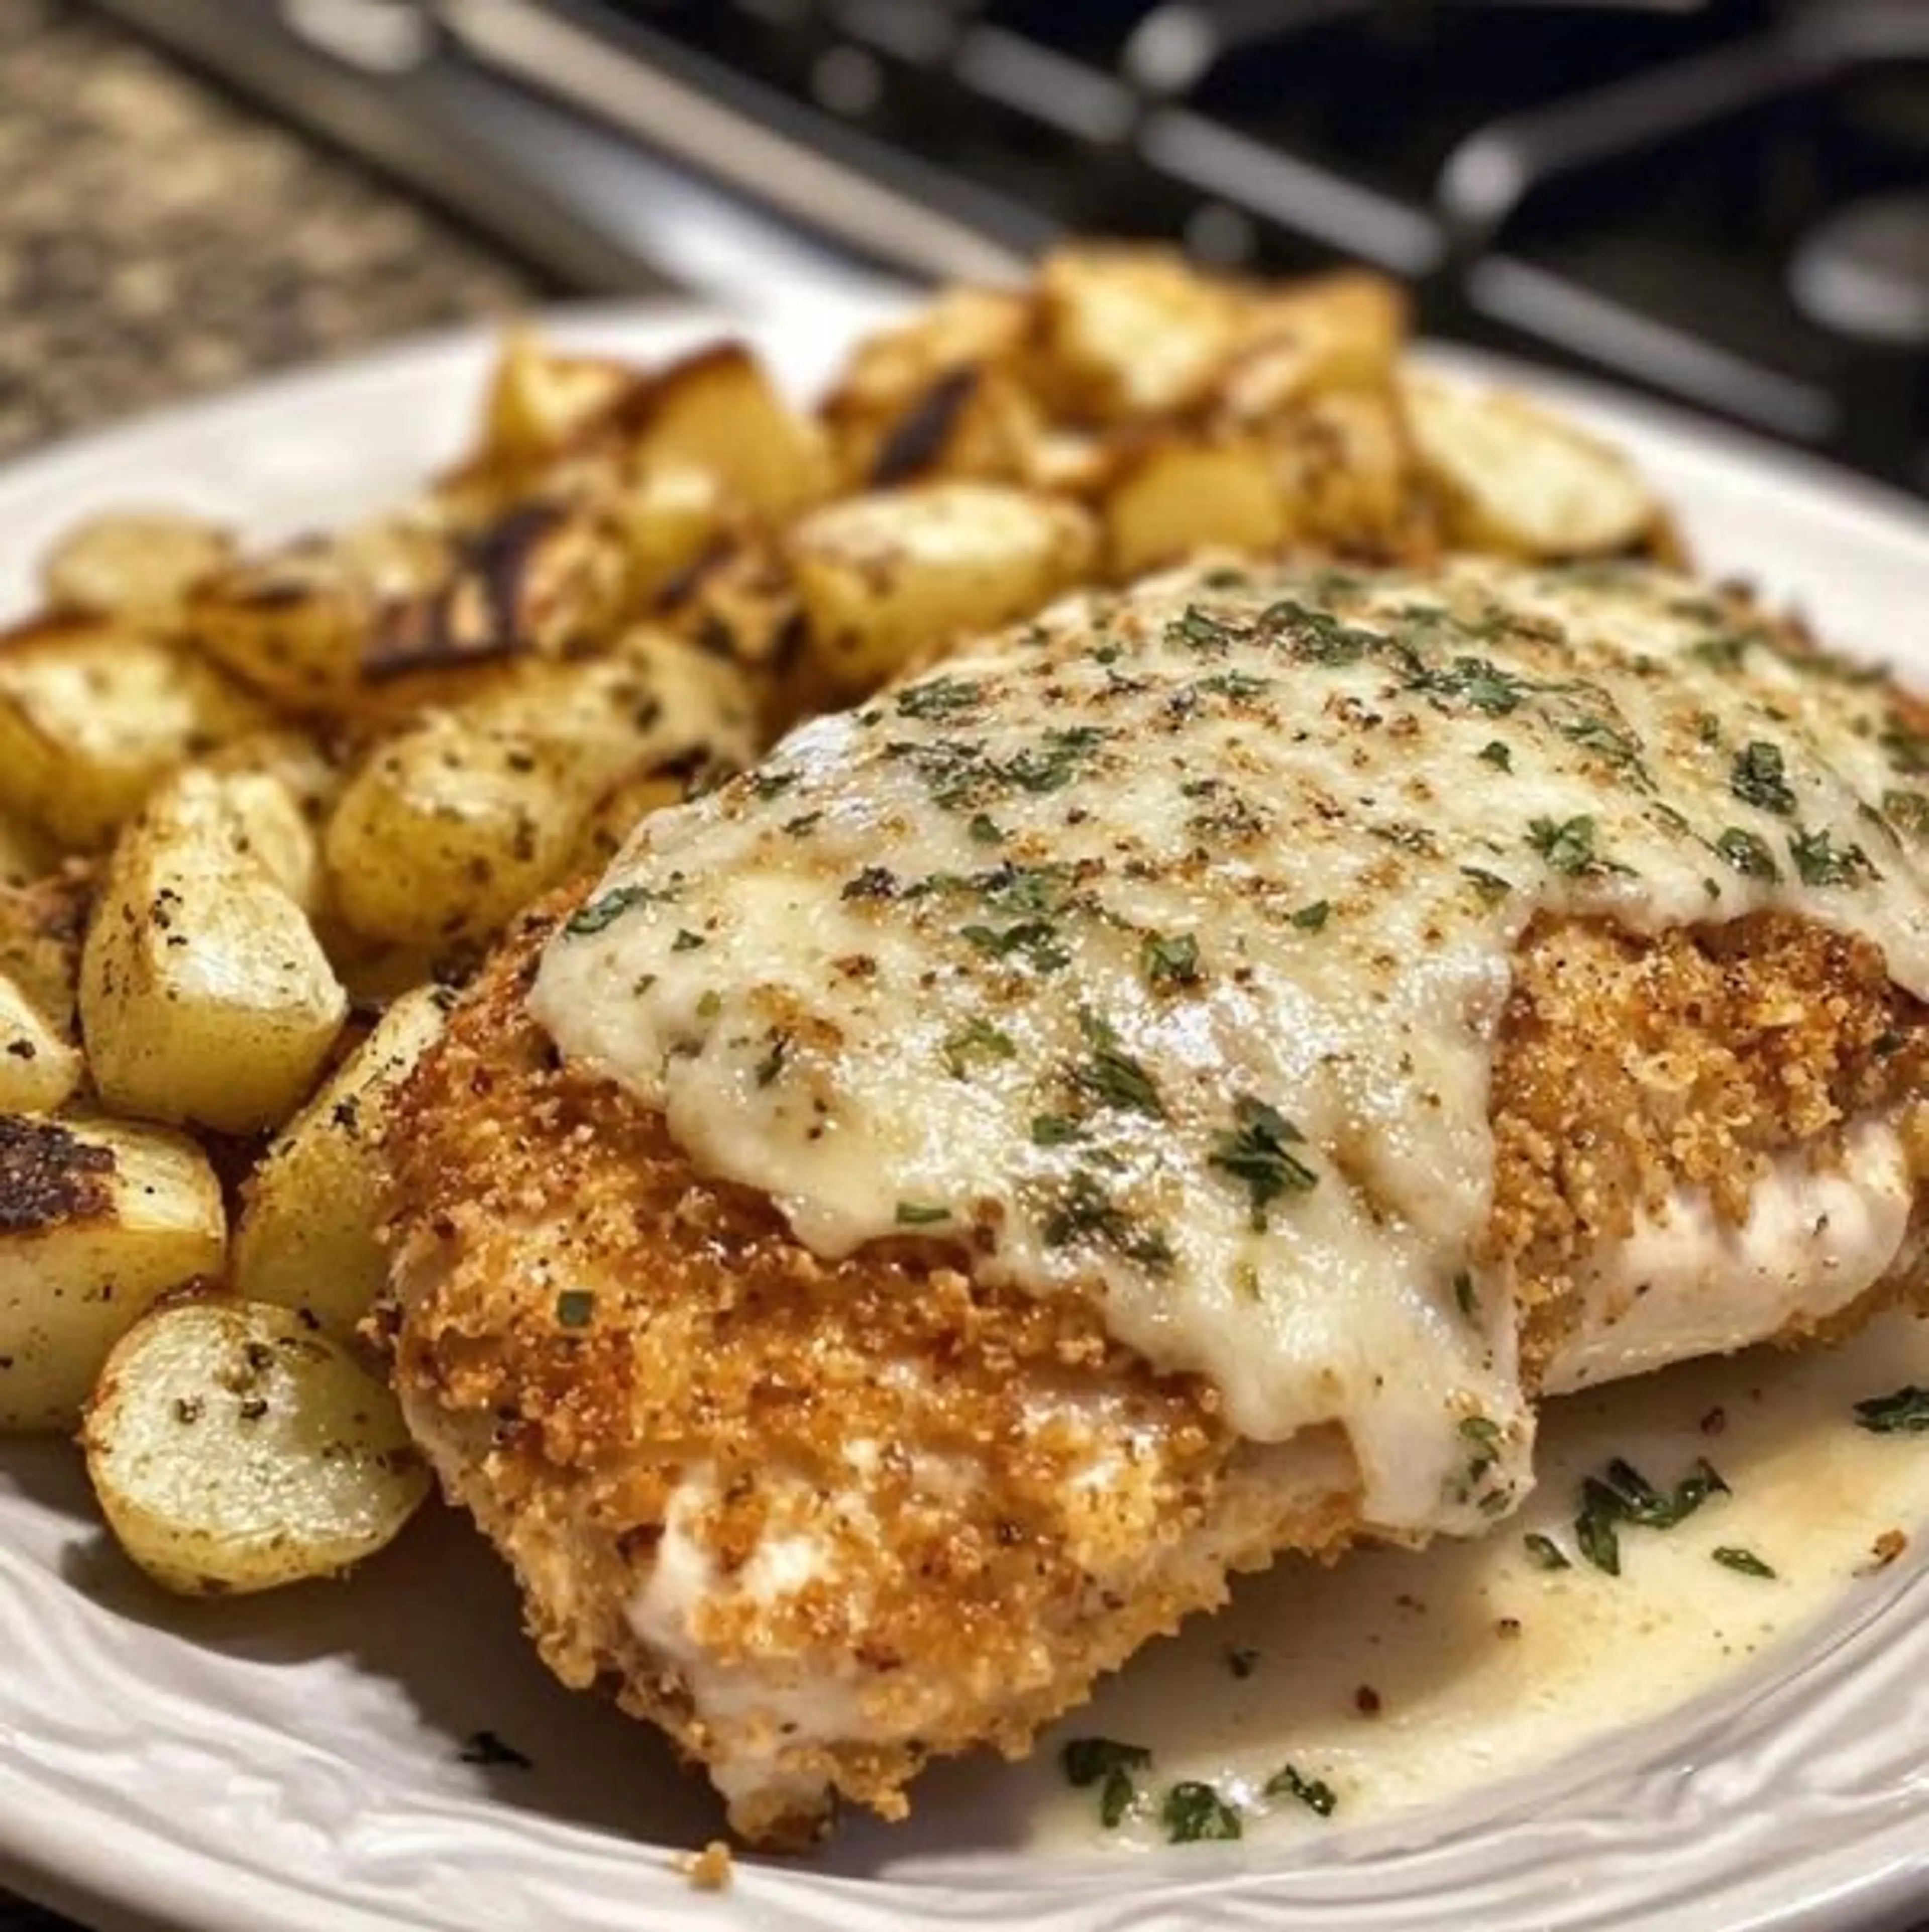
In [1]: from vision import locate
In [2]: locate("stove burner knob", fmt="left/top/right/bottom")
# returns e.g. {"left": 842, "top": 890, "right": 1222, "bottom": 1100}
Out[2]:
{"left": 1790, "top": 191, "right": 1929, "bottom": 349}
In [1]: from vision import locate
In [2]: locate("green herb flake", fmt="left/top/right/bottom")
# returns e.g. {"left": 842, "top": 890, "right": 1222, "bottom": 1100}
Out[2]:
{"left": 1716, "top": 826, "right": 1780, "bottom": 880}
{"left": 749, "top": 770, "right": 799, "bottom": 800}
{"left": 1030, "top": 1113, "right": 1084, "bottom": 1147}
{"left": 1479, "top": 740, "right": 1513, "bottom": 771}
{"left": 1731, "top": 740, "right": 1796, "bottom": 815}
{"left": 1523, "top": 1532, "right": 1571, "bottom": 1571}
{"left": 1789, "top": 824, "right": 1878, "bottom": 887}
{"left": 940, "top": 1016, "right": 1016, "bottom": 1079}
{"left": 1072, "top": 1011, "right": 1165, "bottom": 1118}
{"left": 554, "top": 1289, "right": 595, "bottom": 1330}
{"left": 895, "top": 675, "right": 984, "bottom": 720}
{"left": 1162, "top": 1781, "right": 1243, "bottom": 1844}
{"left": 753, "top": 1034, "right": 789, "bottom": 1088}
{"left": 564, "top": 885, "right": 669, "bottom": 937}
{"left": 968, "top": 812, "right": 1006, "bottom": 846}
{"left": 783, "top": 811, "right": 823, "bottom": 836}
{"left": 1042, "top": 1170, "right": 1174, "bottom": 1271}
{"left": 1854, "top": 1385, "right": 1929, "bottom": 1434}
{"left": 1141, "top": 931, "right": 1202, "bottom": 989}
{"left": 695, "top": 989, "right": 722, "bottom": 1019}
{"left": 671, "top": 928, "right": 706, "bottom": 953}
{"left": 1265, "top": 1763, "right": 1337, "bottom": 1818}
{"left": 960, "top": 919, "right": 1070, "bottom": 973}
{"left": 1526, "top": 814, "right": 1615, "bottom": 878}
{"left": 1291, "top": 899, "right": 1332, "bottom": 933}
{"left": 1196, "top": 670, "right": 1271, "bottom": 701}
{"left": 1880, "top": 715, "right": 1929, "bottom": 775}
{"left": 894, "top": 1202, "right": 951, "bottom": 1227}
{"left": 1712, "top": 1546, "right": 1776, "bottom": 1579}
{"left": 1208, "top": 1096, "right": 1317, "bottom": 1230}
{"left": 1461, "top": 866, "right": 1514, "bottom": 904}
{"left": 1453, "top": 1270, "right": 1477, "bottom": 1319}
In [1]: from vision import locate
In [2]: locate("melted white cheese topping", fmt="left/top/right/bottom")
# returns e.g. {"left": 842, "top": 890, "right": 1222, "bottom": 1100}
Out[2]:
{"left": 532, "top": 557, "right": 1929, "bottom": 1537}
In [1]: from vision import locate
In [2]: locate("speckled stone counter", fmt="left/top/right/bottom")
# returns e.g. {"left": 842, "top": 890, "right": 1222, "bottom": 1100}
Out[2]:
{"left": 0, "top": 0, "right": 543, "bottom": 460}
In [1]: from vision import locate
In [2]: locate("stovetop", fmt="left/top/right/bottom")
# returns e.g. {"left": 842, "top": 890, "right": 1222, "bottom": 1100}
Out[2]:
{"left": 85, "top": 0, "right": 1929, "bottom": 491}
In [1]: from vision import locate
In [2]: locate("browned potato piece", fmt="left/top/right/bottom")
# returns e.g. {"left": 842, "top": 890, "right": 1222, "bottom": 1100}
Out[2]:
{"left": 0, "top": 1112, "right": 226, "bottom": 1433}
{"left": 1217, "top": 273, "right": 1409, "bottom": 422}
{"left": 789, "top": 481, "right": 1099, "bottom": 694}
{"left": 1271, "top": 387, "right": 1428, "bottom": 554}
{"left": 40, "top": 510, "right": 236, "bottom": 623}
{"left": 0, "top": 971, "right": 83, "bottom": 1114}
{"left": 0, "top": 615, "right": 269, "bottom": 850}
{"left": 1101, "top": 436, "right": 1292, "bottom": 577}
{"left": 1400, "top": 370, "right": 1658, "bottom": 558}
{"left": 605, "top": 343, "right": 830, "bottom": 520}
{"left": 80, "top": 769, "right": 346, "bottom": 1134}
{"left": 476, "top": 330, "right": 633, "bottom": 472}
{"left": 232, "top": 985, "right": 451, "bottom": 1337}
{"left": 606, "top": 459, "right": 729, "bottom": 602}
{"left": 322, "top": 715, "right": 584, "bottom": 947}
{"left": 0, "top": 867, "right": 91, "bottom": 1037}
{"left": 668, "top": 539, "right": 803, "bottom": 672}
{"left": 1032, "top": 245, "right": 1245, "bottom": 422}
{"left": 83, "top": 1299, "right": 428, "bottom": 1594}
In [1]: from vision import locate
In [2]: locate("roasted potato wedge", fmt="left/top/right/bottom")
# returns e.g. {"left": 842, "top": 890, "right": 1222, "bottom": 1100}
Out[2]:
{"left": 0, "top": 971, "right": 82, "bottom": 1115}
{"left": 1272, "top": 386, "right": 1428, "bottom": 554}
{"left": 1032, "top": 245, "right": 1245, "bottom": 422}
{"left": 476, "top": 331, "right": 633, "bottom": 474}
{"left": 0, "top": 616, "right": 270, "bottom": 850}
{"left": 1101, "top": 435, "right": 1292, "bottom": 577}
{"left": 789, "top": 482, "right": 1099, "bottom": 693}
{"left": 40, "top": 510, "right": 235, "bottom": 624}
{"left": 0, "top": 1112, "right": 225, "bottom": 1432}
{"left": 607, "top": 343, "right": 830, "bottom": 520}
{"left": 1401, "top": 370, "right": 1657, "bottom": 558}
{"left": 232, "top": 986, "right": 450, "bottom": 1337}
{"left": 323, "top": 714, "right": 584, "bottom": 947}
{"left": 80, "top": 768, "right": 346, "bottom": 1134}
{"left": 83, "top": 1298, "right": 429, "bottom": 1595}
{"left": 1217, "top": 273, "right": 1409, "bottom": 422}
{"left": 0, "top": 867, "right": 92, "bottom": 1038}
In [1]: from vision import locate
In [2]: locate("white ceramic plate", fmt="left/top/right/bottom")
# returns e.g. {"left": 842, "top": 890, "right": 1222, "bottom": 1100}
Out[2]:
{"left": 3, "top": 294, "right": 1929, "bottom": 1932}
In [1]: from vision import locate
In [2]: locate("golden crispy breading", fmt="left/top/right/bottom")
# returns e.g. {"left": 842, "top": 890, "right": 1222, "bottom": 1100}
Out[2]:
{"left": 383, "top": 896, "right": 1929, "bottom": 1845}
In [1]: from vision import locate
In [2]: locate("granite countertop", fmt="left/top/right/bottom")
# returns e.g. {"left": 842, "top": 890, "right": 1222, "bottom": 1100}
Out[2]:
{"left": 0, "top": 5, "right": 543, "bottom": 1926}
{"left": 0, "top": 0, "right": 543, "bottom": 462}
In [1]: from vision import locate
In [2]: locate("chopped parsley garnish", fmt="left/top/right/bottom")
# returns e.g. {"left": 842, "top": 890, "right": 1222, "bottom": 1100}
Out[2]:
{"left": 1141, "top": 931, "right": 1202, "bottom": 988}
{"left": 1461, "top": 866, "right": 1514, "bottom": 903}
{"left": 564, "top": 884, "right": 669, "bottom": 936}
{"left": 1573, "top": 1456, "right": 1730, "bottom": 1576}
{"left": 894, "top": 1202, "right": 951, "bottom": 1227}
{"left": 1716, "top": 826, "right": 1780, "bottom": 880}
{"left": 940, "top": 1016, "right": 1016, "bottom": 1078}
{"left": 1730, "top": 740, "right": 1795, "bottom": 815}
{"left": 1789, "top": 824, "right": 1877, "bottom": 887}
{"left": 968, "top": 812, "right": 1005, "bottom": 846}
{"left": 1562, "top": 712, "right": 1648, "bottom": 783}
{"left": 695, "top": 989, "right": 722, "bottom": 1018}
{"left": 554, "top": 1289, "right": 595, "bottom": 1330}
{"left": 1479, "top": 740, "right": 1513, "bottom": 771}
{"left": 1291, "top": 899, "right": 1332, "bottom": 932}
{"left": 1412, "top": 655, "right": 1532, "bottom": 716}
{"left": 1265, "top": 1763, "right": 1337, "bottom": 1818}
{"left": 960, "top": 919, "right": 1070, "bottom": 973}
{"left": 1162, "top": 1781, "right": 1243, "bottom": 1843}
{"left": 841, "top": 865, "right": 898, "bottom": 901}
{"left": 1168, "top": 604, "right": 1242, "bottom": 654}
{"left": 1712, "top": 1546, "right": 1776, "bottom": 1579}
{"left": 1072, "top": 1010, "right": 1165, "bottom": 1118}
{"left": 1854, "top": 1385, "right": 1929, "bottom": 1434}
{"left": 1686, "top": 631, "right": 1755, "bottom": 671}
{"left": 1196, "top": 670, "right": 1271, "bottom": 700}
{"left": 1061, "top": 1737, "right": 1151, "bottom": 1831}
{"left": 1260, "top": 598, "right": 1380, "bottom": 665}
{"left": 749, "top": 769, "right": 798, "bottom": 800}
{"left": 895, "top": 674, "right": 983, "bottom": 719}
{"left": 1526, "top": 814, "right": 1619, "bottom": 878}
{"left": 1523, "top": 1532, "right": 1571, "bottom": 1571}
{"left": 1880, "top": 715, "right": 1929, "bottom": 775}
{"left": 1029, "top": 1113, "right": 1084, "bottom": 1146}
{"left": 1208, "top": 1096, "right": 1317, "bottom": 1230}
{"left": 670, "top": 928, "right": 706, "bottom": 952}
{"left": 1453, "top": 1270, "right": 1477, "bottom": 1318}
{"left": 1043, "top": 1170, "right": 1174, "bottom": 1270}
{"left": 783, "top": 811, "right": 822, "bottom": 836}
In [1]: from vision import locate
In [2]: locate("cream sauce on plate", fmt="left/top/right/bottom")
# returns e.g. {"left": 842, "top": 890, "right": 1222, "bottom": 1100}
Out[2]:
{"left": 1024, "top": 1311, "right": 1929, "bottom": 1851}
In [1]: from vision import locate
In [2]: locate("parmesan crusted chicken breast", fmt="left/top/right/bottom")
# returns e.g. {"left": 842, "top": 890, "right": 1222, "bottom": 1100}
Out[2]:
{"left": 384, "top": 557, "right": 1929, "bottom": 1846}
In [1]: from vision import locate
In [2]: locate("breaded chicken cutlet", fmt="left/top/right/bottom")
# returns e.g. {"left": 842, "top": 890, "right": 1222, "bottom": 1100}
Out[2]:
{"left": 383, "top": 556, "right": 1929, "bottom": 1844}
